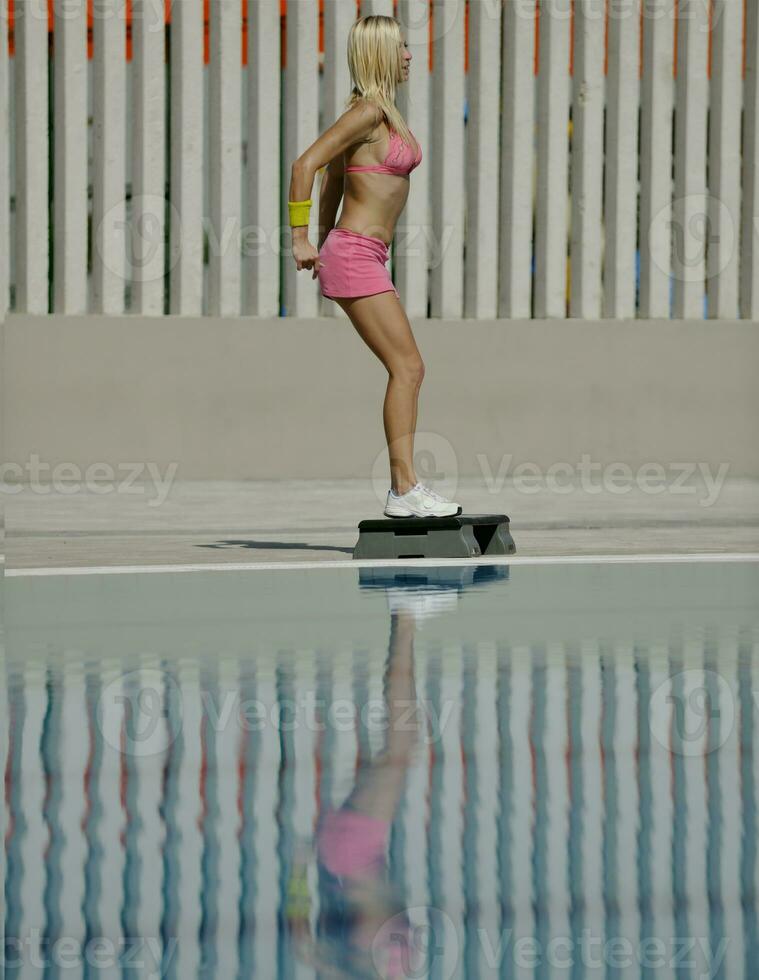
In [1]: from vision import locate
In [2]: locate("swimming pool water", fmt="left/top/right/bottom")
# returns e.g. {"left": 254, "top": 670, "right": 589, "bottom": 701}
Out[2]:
{"left": 1, "top": 560, "right": 758, "bottom": 978}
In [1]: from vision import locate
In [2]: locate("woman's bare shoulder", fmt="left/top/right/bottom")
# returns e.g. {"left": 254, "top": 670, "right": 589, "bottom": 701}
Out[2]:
{"left": 344, "top": 98, "right": 384, "bottom": 128}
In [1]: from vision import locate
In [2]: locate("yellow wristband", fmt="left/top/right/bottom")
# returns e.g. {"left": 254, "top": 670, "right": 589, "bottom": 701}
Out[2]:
{"left": 288, "top": 199, "right": 312, "bottom": 228}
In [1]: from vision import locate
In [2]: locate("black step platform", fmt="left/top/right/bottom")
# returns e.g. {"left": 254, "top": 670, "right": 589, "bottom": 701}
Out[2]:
{"left": 353, "top": 514, "right": 516, "bottom": 560}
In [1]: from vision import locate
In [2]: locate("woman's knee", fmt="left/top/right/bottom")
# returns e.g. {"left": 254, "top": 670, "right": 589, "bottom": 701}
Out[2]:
{"left": 390, "top": 355, "right": 425, "bottom": 389}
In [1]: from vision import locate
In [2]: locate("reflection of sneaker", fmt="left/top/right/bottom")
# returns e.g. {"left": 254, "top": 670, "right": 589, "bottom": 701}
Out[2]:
{"left": 384, "top": 482, "right": 461, "bottom": 518}
{"left": 386, "top": 587, "right": 460, "bottom": 624}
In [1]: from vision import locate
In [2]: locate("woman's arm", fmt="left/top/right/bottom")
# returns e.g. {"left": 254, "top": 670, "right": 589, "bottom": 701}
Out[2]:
{"left": 316, "top": 153, "right": 344, "bottom": 250}
{"left": 289, "top": 99, "right": 381, "bottom": 247}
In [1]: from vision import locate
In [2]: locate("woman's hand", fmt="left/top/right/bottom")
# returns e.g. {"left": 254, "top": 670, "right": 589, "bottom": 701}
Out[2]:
{"left": 292, "top": 237, "right": 322, "bottom": 280}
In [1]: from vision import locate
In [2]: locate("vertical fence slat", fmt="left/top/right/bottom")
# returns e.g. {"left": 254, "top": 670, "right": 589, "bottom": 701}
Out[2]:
{"left": 247, "top": 0, "right": 281, "bottom": 317}
{"left": 243, "top": 0, "right": 282, "bottom": 316}
{"left": 284, "top": 0, "right": 319, "bottom": 317}
{"left": 715, "top": 632, "right": 744, "bottom": 976}
{"left": 672, "top": 0, "right": 709, "bottom": 319}
{"left": 741, "top": 0, "right": 759, "bottom": 318}
{"left": 603, "top": 0, "right": 640, "bottom": 318}
{"left": 507, "top": 648, "right": 535, "bottom": 957}
{"left": 543, "top": 644, "right": 571, "bottom": 954}
{"left": 0, "top": 584, "right": 6, "bottom": 963}
{"left": 751, "top": 641, "right": 759, "bottom": 963}
{"left": 430, "top": 650, "right": 464, "bottom": 980}
{"left": 579, "top": 643, "right": 605, "bottom": 942}
{"left": 96, "top": 664, "right": 126, "bottom": 980}
{"left": 639, "top": 0, "right": 675, "bottom": 318}
{"left": 92, "top": 0, "right": 127, "bottom": 315}
{"left": 208, "top": 0, "right": 242, "bottom": 317}
{"left": 429, "top": 0, "right": 465, "bottom": 318}
{"left": 464, "top": 0, "right": 501, "bottom": 318}
{"left": 58, "top": 659, "right": 87, "bottom": 958}
{"left": 252, "top": 666, "right": 281, "bottom": 979}
{"left": 498, "top": 0, "right": 536, "bottom": 318}
{"left": 534, "top": 0, "right": 571, "bottom": 319}
{"left": 15, "top": 0, "right": 49, "bottom": 313}
{"left": 681, "top": 645, "right": 710, "bottom": 973}
{"left": 216, "top": 657, "right": 242, "bottom": 977}
{"left": 18, "top": 664, "right": 47, "bottom": 967}
{"left": 361, "top": 0, "right": 393, "bottom": 15}
{"left": 0, "top": 0, "right": 9, "bottom": 317}
{"left": 173, "top": 662, "right": 203, "bottom": 978}
{"left": 613, "top": 642, "right": 641, "bottom": 963}
{"left": 648, "top": 647, "right": 676, "bottom": 978}
{"left": 170, "top": 0, "right": 204, "bottom": 315}
{"left": 570, "top": 0, "right": 606, "bottom": 319}
{"left": 131, "top": 0, "right": 166, "bottom": 315}
{"left": 468, "top": 646, "right": 500, "bottom": 975}
{"left": 134, "top": 663, "right": 167, "bottom": 971}
{"left": 53, "top": 0, "right": 87, "bottom": 314}
{"left": 393, "top": 0, "right": 430, "bottom": 319}
{"left": 708, "top": 0, "right": 742, "bottom": 319}
{"left": 319, "top": 0, "right": 353, "bottom": 321}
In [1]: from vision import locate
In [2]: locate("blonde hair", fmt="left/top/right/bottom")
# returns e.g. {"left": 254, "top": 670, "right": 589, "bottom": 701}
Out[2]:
{"left": 344, "top": 15, "right": 414, "bottom": 147}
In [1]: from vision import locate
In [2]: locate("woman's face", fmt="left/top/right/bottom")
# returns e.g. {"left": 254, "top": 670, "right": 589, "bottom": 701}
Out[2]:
{"left": 400, "top": 37, "right": 412, "bottom": 81}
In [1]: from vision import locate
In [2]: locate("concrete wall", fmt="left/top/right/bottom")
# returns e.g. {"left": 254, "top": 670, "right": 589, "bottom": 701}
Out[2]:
{"left": 2, "top": 314, "right": 759, "bottom": 481}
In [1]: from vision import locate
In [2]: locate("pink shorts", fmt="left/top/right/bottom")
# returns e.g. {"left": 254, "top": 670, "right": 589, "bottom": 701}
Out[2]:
{"left": 317, "top": 227, "right": 399, "bottom": 300}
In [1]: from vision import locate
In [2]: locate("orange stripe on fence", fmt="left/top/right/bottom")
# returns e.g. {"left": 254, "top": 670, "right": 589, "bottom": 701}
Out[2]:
{"left": 3, "top": 0, "right": 750, "bottom": 80}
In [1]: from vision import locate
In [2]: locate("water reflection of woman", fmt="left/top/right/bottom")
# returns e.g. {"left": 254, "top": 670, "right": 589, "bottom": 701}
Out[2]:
{"left": 287, "top": 609, "right": 422, "bottom": 978}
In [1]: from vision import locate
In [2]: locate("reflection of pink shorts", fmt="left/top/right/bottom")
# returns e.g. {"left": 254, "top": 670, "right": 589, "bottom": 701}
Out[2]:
{"left": 317, "top": 807, "right": 390, "bottom": 878}
{"left": 317, "top": 807, "right": 411, "bottom": 979}
{"left": 318, "top": 227, "right": 399, "bottom": 300}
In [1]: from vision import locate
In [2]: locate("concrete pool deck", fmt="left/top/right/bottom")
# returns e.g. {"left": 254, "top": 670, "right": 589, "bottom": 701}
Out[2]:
{"left": 3, "top": 477, "right": 759, "bottom": 571}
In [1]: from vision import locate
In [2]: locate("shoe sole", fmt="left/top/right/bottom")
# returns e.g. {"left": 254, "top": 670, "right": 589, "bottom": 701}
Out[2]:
{"left": 383, "top": 505, "right": 463, "bottom": 519}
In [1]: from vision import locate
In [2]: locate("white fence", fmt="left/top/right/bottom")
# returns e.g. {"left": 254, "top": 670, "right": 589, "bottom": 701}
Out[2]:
{"left": 1, "top": 0, "right": 758, "bottom": 321}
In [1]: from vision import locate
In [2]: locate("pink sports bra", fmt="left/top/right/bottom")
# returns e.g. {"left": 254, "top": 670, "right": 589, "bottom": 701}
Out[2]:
{"left": 345, "top": 128, "right": 422, "bottom": 177}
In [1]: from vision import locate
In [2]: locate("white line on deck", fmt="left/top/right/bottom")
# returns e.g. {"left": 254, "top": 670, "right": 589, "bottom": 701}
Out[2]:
{"left": 5, "top": 553, "right": 759, "bottom": 577}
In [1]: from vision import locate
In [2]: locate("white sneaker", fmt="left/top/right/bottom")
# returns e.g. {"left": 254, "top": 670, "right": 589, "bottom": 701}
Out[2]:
{"left": 383, "top": 482, "right": 462, "bottom": 518}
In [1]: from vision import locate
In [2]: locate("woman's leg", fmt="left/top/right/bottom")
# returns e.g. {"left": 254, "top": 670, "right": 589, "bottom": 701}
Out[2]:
{"left": 335, "top": 291, "right": 425, "bottom": 495}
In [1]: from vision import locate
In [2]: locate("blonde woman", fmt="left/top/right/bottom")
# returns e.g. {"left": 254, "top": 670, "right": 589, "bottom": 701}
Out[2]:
{"left": 289, "top": 15, "right": 461, "bottom": 519}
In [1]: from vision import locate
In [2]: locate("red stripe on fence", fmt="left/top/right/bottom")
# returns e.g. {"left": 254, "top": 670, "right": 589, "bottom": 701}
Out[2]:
{"left": 2, "top": 0, "right": 750, "bottom": 81}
